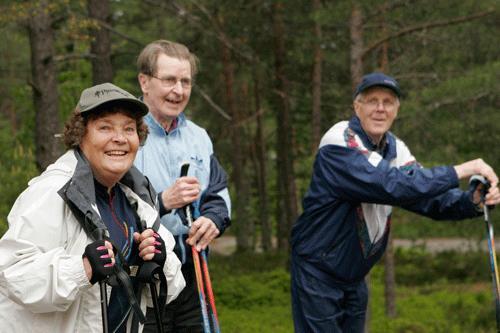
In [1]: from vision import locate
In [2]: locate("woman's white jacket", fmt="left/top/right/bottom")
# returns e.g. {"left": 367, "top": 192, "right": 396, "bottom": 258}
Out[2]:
{"left": 0, "top": 150, "right": 185, "bottom": 332}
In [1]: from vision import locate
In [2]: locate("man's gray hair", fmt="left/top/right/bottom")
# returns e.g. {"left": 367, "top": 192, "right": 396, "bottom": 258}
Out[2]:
{"left": 137, "top": 40, "right": 199, "bottom": 78}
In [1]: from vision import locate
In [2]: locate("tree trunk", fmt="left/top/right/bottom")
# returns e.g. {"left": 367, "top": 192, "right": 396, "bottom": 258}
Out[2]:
{"left": 221, "top": 42, "right": 252, "bottom": 253}
{"left": 253, "top": 64, "right": 272, "bottom": 252}
{"left": 384, "top": 231, "right": 397, "bottom": 317}
{"left": 88, "top": 0, "right": 113, "bottom": 84}
{"left": 350, "top": 4, "right": 368, "bottom": 331}
{"left": 272, "top": 1, "right": 298, "bottom": 252}
{"left": 378, "top": 7, "right": 397, "bottom": 317}
{"left": 378, "top": 4, "right": 390, "bottom": 73}
{"left": 350, "top": 3, "right": 364, "bottom": 90}
{"left": 27, "top": 1, "right": 62, "bottom": 171}
{"left": 311, "top": 0, "right": 323, "bottom": 150}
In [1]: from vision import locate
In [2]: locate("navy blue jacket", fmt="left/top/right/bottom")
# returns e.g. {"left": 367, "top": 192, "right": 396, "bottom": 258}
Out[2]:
{"left": 291, "top": 116, "right": 480, "bottom": 284}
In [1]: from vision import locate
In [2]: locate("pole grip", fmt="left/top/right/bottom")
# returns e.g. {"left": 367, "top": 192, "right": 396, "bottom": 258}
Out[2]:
{"left": 180, "top": 162, "right": 190, "bottom": 178}
{"left": 180, "top": 163, "right": 194, "bottom": 226}
{"left": 90, "top": 228, "right": 109, "bottom": 333}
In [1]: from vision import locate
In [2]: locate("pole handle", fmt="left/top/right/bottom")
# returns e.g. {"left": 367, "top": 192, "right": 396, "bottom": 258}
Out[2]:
{"left": 180, "top": 163, "right": 194, "bottom": 226}
{"left": 180, "top": 162, "right": 190, "bottom": 178}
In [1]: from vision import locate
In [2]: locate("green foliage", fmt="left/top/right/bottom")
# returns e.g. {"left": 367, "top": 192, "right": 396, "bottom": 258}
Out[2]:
{"left": 370, "top": 283, "right": 494, "bottom": 333}
{"left": 210, "top": 249, "right": 498, "bottom": 332}
{"left": 391, "top": 207, "right": 488, "bottom": 239}
{"left": 210, "top": 253, "right": 293, "bottom": 332}
{"left": 392, "top": 247, "right": 489, "bottom": 285}
{"left": 370, "top": 250, "right": 496, "bottom": 332}
{"left": 0, "top": 121, "right": 38, "bottom": 235}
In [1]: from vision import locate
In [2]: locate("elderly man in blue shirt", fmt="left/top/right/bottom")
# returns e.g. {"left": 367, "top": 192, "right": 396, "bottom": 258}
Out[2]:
{"left": 135, "top": 40, "right": 231, "bottom": 333}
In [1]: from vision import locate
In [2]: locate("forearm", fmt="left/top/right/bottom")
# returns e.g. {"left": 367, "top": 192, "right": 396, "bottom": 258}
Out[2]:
{"left": 401, "top": 188, "right": 480, "bottom": 220}
{"left": 316, "top": 145, "right": 459, "bottom": 205}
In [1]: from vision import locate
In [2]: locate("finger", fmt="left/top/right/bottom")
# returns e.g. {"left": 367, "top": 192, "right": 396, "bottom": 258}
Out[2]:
{"left": 141, "top": 228, "right": 155, "bottom": 239}
{"left": 104, "top": 240, "right": 113, "bottom": 250}
{"left": 138, "top": 236, "right": 156, "bottom": 251}
{"left": 486, "top": 187, "right": 500, "bottom": 205}
{"left": 133, "top": 232, "right": 141, "bottom": 243}
{"left": 139, "top": 245, "right": 156, "bottom": 259}
{"left": 484, "top": 170, "right": 498, "bottom": 186}
{"left": 485, "top": 193, "right": 499, "bottom": 205}
{"left": 186, "top": 234, "right": 199, "bottom": 247}
{"left": 194, "top": 221, "right": 220, "bottom": 250}
{"left": 197, "top": 228, "right": 219, "bottom": 251}
{"left": 188, "top": 222, "right": 201, "bottom": 239}
{"left": 184, "top": 187, "right": 201, "bottom": 197}
{"left": 187, "top": 231, "right": 203, "bottom": 247}
{"left": 180, "top": 176, "right": 200, "bottom": 185}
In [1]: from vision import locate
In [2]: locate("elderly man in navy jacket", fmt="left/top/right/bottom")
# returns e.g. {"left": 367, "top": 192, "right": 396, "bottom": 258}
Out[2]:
{"left": 291, "top": 73, "right": 500, "bottom": 332}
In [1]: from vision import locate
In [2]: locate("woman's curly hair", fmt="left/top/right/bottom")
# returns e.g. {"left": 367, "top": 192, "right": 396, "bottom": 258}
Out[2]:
{"left": 63, "top": 102, "right": 149, "bottom": 150}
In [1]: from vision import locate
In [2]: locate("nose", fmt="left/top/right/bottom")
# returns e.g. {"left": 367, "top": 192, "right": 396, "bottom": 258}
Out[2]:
{"left": 171, "top": 80, "right": 184, "bottom": 93}
{"left": 112, "top": 130, "right": 127, "bottom": 143}
{"left": 375, "top": 101, "right": 391, "bottom": 113}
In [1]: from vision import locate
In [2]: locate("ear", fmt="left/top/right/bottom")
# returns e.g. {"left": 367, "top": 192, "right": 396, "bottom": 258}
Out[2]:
{"left": 138, "top": 73, "right": 150, "bottom": 94}
{"left": 353, "top": 101, "right": 361, "bottom": 117}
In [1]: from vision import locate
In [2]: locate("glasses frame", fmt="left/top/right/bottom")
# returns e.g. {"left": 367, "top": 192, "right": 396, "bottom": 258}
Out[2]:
{"left": 357, "top": 98, "right": 398, "bottom": 111}
{"left": 149, "top": 74, "right": 193, "bottom": 89}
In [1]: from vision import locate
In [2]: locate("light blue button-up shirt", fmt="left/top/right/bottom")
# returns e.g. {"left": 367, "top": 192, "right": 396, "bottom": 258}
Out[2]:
{"left": 135, "top": 112, "right": 231, "bottom": 237}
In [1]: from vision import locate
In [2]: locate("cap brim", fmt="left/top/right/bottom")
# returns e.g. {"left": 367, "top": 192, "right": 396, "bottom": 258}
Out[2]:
{"left": 361, "top": 83, "right": 401, "bottom": 97}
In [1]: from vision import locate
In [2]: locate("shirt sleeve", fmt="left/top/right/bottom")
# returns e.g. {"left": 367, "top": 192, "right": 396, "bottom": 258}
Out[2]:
{"left": 199, "top": 155, "right": 231, "bottom": 235}
{"left": 314, "top": 144, "right": 459, "bottom": 206}
{"left": 400, "top": 187, "right": 480, "bottom": 220}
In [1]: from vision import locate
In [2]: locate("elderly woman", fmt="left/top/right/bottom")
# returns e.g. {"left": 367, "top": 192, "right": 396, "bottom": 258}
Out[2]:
{"left": 0, "top": 83, "right": 185, "bottom": 332}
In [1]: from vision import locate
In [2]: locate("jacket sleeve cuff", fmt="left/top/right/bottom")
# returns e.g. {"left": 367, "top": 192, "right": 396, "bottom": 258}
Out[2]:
{"left": 447, "top": 165, "right": 460, "bottom": 187}
{"left": 157, "top": 192, "right": 171, "bottom": 217}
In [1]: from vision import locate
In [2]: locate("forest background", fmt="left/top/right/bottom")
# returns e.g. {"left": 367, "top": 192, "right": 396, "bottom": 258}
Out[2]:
{"left": 0, "top": 0, "right": 499, "bottom": 332}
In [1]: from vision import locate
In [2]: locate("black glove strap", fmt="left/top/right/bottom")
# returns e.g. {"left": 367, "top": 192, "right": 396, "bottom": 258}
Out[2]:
{"left": 136, "top": 261, "right": 168, "bottom": 320}
{"left": 113, "top": 265, "right": 146, "bottom": 324}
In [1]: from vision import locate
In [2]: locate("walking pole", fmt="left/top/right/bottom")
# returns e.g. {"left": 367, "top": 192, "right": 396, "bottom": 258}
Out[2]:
{"left": 200, "top": 250, "right": 220, "bottom": 333}
{"left": 93, "top": 228, "right": 109, "bottom": 333}
{"left": 149, "top": 281, "right": 165, "bottom": 333}
{"left": 180, "top": 163, "right": 212, "bottom": 333}
{"left": 485, "top": 203, "right": 500, "bottom": 333}
{"left": 470, "top": 175, "right": 500, "bottom": 332}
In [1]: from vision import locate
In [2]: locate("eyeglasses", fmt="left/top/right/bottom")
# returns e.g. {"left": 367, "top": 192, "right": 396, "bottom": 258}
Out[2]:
{"left": 150, "top": 74, "right": 193, "bottom": 89}
{"left": 358, "top": 98, "right": 398, "bottom": 111}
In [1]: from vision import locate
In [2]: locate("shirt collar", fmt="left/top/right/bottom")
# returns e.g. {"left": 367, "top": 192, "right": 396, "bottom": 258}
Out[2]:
{"left": 145, "top": 112, "right": 187, "bottom": 136}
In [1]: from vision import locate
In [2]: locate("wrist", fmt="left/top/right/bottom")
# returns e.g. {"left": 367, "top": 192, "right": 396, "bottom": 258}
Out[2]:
{"left": 158, "top": 192, "right": 171, "bottom": 216}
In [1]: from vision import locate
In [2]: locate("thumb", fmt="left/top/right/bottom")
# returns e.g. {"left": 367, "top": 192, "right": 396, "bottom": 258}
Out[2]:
{"left": 133, "top": 232, "right": 141, "bottom": 243}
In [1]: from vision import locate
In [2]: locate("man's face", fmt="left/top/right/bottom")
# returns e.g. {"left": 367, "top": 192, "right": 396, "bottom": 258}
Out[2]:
{"left": 138, "top": 54, "right": 192, "bottom": 129}
{"left": 353, "top": 87, "right": 399, "bottom": 144}
{"left": 80, "top": 111, "right": 139, "bottom": 187}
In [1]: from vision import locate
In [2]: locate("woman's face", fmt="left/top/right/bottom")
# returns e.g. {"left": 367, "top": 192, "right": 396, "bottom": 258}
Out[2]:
{"left": 80, "top": 111, "right": 139, "bottom": 188}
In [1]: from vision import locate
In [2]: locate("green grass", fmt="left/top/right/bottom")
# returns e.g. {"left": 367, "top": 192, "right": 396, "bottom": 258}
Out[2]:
{"left": 391, "top": 208, "right": 488, "bottom": 240}
{"left": 209, "top": 249, "right": 498, "bottom": 332}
